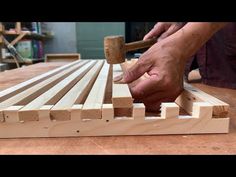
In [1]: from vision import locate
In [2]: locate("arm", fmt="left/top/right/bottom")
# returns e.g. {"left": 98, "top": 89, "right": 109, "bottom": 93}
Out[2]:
{"left": 115, "top": 22, "right": 227, "bottom": 111}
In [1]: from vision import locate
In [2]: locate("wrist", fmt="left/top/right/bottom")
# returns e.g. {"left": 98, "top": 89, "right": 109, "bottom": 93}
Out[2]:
{"left": 163, "top": 22, "right": 227, "bottom": 61}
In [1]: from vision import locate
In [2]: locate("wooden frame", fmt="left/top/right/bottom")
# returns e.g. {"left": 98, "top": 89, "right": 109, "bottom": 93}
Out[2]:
{"left": 45, "top": 53, "right": 81, "bottom": 62}
{"left": 0, "top": 59, "right": 230, "bottom": 138}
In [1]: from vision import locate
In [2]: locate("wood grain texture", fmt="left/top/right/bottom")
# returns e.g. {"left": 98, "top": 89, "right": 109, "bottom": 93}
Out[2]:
{"left": 112, "top": 64, "right": 133, "bottom": 108}
{"left": 45, "top": 53, "right": 81, "bottom": 62}
{"left": 0, "top": 62, "right": 235, "bottom": 154}
{"left": 81, "top": 62, "right": 109, "bottom": 119}
{"left": 175, "top": 82, "right": 229, "bottom": 118}
{"left": 18, "top": 61, "right": 96, "bottom": 121}
{"left": 0, "top": 60, "right": 82, "bottom": 102}
{"left": 51, "top": 61, "right": 104, "bottom": 120}
{"left": 0, "top": 61, "right": 88, "bottom": 111}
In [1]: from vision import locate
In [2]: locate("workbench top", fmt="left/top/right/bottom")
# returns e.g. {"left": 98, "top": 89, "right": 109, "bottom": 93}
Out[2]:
{"left": 0, "top": 62, "right": 236, "bottom": 154}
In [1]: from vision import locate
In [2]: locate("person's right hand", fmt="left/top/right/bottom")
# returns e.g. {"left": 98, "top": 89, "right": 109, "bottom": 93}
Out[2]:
{"left": 144, "top": 22, "right": 185, "bottom": 42}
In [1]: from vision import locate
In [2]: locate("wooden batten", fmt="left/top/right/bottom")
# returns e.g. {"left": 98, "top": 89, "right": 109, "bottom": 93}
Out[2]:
{"left": 51, "top": 60, "right": 104, "bottom": 120}
{"left": 18, "top": 61, "right": 97, "bottom": 122}
{"left": 0, "top": 60, "right": 83, "bottom": 102}
{"left": 112, "top": 64, "right": 133, "bottom": 108}
{"left": 81, "top": 62, "right": 109, "bottom": 119}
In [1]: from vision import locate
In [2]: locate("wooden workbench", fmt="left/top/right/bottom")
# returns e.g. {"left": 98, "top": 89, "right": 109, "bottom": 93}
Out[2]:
{"left": 0, "top": 62, "right": 236, "bottom": 154}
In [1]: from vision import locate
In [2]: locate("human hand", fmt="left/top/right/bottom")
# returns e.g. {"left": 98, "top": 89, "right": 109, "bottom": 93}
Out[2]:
{"left": 114, "top": 38, "right": 186, "bottom": 112}
{"left": 144, "top": 22, "right": 185, "bottom": 42}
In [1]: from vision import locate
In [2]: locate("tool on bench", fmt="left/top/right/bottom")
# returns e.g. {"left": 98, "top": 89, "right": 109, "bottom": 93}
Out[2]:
{"left": 2, "top": 35, "right": 31, "bottom": 68}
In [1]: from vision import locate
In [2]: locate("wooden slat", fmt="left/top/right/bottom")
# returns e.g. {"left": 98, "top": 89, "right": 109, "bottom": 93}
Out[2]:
{"left": 45, "top": 53, "right": 81, "bottom": 62}
{"left": 112, "top": 64, "right": 133, "bottom": 108}
{"left": 18, "top": 61, "right": 97, "bottom": 121}
{"left": 0, "top": 60, "right": 82, "bottom": 102}
{"left": 51, "top": 60, "right": 105, "bottom": 120}
{"left": 0, "top": 60, "right": 88, "bottom": 110}
{"left": 175, "top": 82, "right": 229, "bottom": 117}
{"left": 81, "top": 63, "right": 110, "bottom": 119}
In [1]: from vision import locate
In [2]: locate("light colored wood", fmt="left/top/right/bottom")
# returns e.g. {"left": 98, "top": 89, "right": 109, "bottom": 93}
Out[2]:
{"left": 71, "top": 104, "right": 83, "bottom": 121}
{"left": 0, "top": 60, "right": 82, "bottom": 102}
{"left": 10, "top": 32, "right": 28, "bottom": 46}
{"left": 0, "top": 111, "right": 4, "bottom": 122}
{"left": 0, "top": 23, "right": 3, "bottom": 33}
{"left": 161, "top": 103, "right": 179, "bottom": 119}
{"left": 175, "top": 82, "right": 229, "bottom": 117}
{"left": 102, "top": 104, "right": 114, "bottom": 120}
{"left": 112, "top": 64, "right": 133, "bottom": 108}
{"left": 51, "top": 61, "right": 104, "bottom": 120}
{"left": 38, "top": 105, "right": 54, "bottom": 121}
{"left": 3, "top": 106, "right": 23, "bottom": 123}
{"left": 0, "top": 102, "right": 229, "bottom": 138}
{"left": 15, "top": 22, "right": 21, "bottom": 34}
{"left": 81, "top": 62, "right": 110, "bottom": 119}
{"left": 133, "top": 103, "right": 145, "bottom": 118}
{"left": 45, "top": 53, "right": 81, "bottom": 62}
{"left": 192, "top": 102, "right": 212, "bottom": 119}
{"left": 0, "top": 62, "right": 235, "bottom": 154}
{"left": 0, "top": 60, "right": 88, "bottom": 111}
{"left": 18, "top": 61, "right": 97, "bottom": 121}
{"left": 0, "top": 60, "right": 231, "bottom": 138}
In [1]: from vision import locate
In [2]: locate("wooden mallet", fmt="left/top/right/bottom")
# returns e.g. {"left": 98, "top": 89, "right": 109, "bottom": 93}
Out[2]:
{"left": 104, "top": 35, "right": 156, "bottom": 64}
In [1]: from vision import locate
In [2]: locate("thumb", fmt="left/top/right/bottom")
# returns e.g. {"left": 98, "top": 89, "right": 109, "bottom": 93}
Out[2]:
{"left": 122, "top": 59, "right": 150, "bottom": 83}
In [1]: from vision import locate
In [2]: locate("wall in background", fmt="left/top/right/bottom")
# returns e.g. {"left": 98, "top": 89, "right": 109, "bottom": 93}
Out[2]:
{"left": 76, "top": 22, "right": 125, "bottom": 59}
{"left": 44, "top": 22, "right": 77, "bottom": 54}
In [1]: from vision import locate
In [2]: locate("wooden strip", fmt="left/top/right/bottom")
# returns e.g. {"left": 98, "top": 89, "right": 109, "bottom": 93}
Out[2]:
{"left": 18, "top": 61, "right": 97, "bottom": 121}
{"left": 3, "top": 106, "right": 24, "bottom": 123}
{"left": 0, "top": 60, "right": 88, "bottom": 110}
{"left": 112, "top": 64, "right": 133, "bottom": 108}
{"left": 81, "top": 63, "right": 110, "bottom": 119}
{"left": 133, "top": 103, "right": 145, "bottom": 118}
{"left": 160, "top": 103, "right": 179, "bottom": 119}
{"left": 0, "top": 115, "right": 229, "bottom": 138}
{"left": 0, "top": 59, "right": 82, "bottom": 102}
{"left": 45, "top": 53, "right": 81, "bottom": 62}
{"left": 102, "top": 104, "right": 114, "bottom": 120}
{"left": 192, "top": 102, "right": 212, "bottom": 119}
{"left": 51, "top": 60, "right": 104, "bottom": 120}
{"left": 10, "top": 32, "right": 28, "bottom": 46}
{"left": 175, "top": 82, "right": 229, "bottom": 117}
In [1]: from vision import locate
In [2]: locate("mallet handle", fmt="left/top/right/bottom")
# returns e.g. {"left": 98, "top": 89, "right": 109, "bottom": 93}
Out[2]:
{"left": 125, "top": 38, "right": 156, "bottom": 52}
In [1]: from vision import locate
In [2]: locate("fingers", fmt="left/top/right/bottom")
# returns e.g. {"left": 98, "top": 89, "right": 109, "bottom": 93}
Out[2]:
{"left": 122, "top": 57, "right": 152, "bottom": 83}
{"left": 129, "top": 74, "right": 163, "bottom": 99}
{"left": 157, "top": 24, "right": 183, "bottom": 42}
{"left": 143, "top": 23, "right": 165, "bottom": 40}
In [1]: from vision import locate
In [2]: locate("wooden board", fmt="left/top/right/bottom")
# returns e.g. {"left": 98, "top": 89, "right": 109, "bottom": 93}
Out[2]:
{"left": 0, "top": 59, "right": 83, "bottom": 102}
{"left": 45, "top": 53, "right": 81, "bottom": 62}
{"left": 0, "top": 59, "right": 230, "bottom": 138}
{"left": 112, "top": 64, "right": 133, "bottom": 108}
{"left": 81, "top": 62, "right": 110, "bottom": 119}
{"left": 51, "top": 60, "right": 104, "bottom": 120}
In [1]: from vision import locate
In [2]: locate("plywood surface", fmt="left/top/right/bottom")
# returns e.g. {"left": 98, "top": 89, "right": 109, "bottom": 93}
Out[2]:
{"left": 0, "top": 62, "right": 236, "bottom": 154}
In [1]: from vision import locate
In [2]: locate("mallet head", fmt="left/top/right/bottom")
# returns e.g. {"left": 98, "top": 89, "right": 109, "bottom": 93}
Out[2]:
{"left": 104, "top": 35, "right": 126, "bottom": 64}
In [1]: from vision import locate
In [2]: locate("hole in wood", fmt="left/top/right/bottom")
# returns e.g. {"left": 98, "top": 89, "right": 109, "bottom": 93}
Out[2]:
{"left": 104, "top": 65, "right": 113, "bottom": 104}
{"left": 106, "top": 120, "right": 109, "bottom": 122}
{"left": 114, "top": 107, "right": 133, "bottom": 117}
{"left": 76, "top": 130, "right": 80, "bottom": 133}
